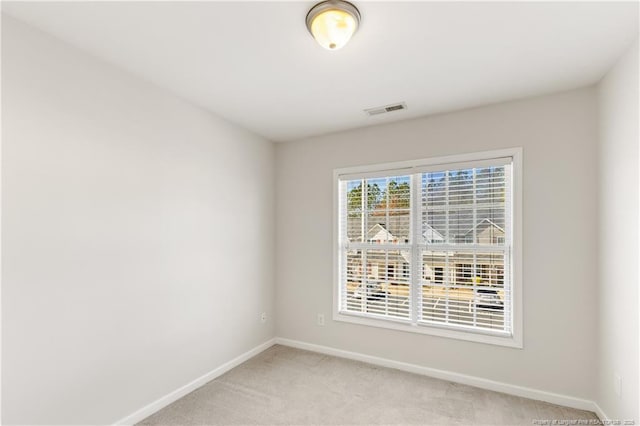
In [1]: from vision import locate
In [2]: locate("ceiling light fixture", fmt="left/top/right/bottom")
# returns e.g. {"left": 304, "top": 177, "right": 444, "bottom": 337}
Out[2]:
{"left": 306, "top": 0, "right": 361, "bottom": 51}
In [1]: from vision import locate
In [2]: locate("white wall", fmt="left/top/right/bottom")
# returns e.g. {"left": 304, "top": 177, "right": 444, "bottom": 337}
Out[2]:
{"left": 597, "top": 39, "right": 639, "bottom": 422}
{"left": 276, "top": 88, "right": 599, "bottom": 400}
{"left": 1, "top": 16, "right": 275, "bottom": 424}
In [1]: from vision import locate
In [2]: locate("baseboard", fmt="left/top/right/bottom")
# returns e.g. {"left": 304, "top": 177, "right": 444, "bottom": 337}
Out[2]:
{"left": 275, "top": 337, "right": 601, "bottom": 416}
{"left": 113, "top": 338, "right": 277, "bottom": 425}
{"left": 112, "top": 336, "right": 606, "bottom": 425}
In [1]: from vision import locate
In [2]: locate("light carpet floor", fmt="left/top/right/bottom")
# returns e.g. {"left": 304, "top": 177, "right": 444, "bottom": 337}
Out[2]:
{"left": 139, "top": 344, "right": 599, "bottom": 425}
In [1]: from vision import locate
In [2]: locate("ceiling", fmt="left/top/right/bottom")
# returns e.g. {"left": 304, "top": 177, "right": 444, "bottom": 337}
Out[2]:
{"left": 2, "top": 1, "right": 638, "bottom": 142}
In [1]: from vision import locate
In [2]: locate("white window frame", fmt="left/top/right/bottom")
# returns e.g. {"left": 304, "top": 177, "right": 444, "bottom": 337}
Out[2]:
{"left": 332, "top": 148, "right": 523, "bottom": 348}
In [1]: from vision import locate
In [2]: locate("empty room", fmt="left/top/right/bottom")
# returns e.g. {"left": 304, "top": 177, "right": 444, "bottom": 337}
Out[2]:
{"left": 1, "top": 1, "right": 638, "bottom": 425}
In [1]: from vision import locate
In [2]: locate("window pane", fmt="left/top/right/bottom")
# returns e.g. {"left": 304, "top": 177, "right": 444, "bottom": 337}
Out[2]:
{"left": 423, "top": 172, "right": 446, "bottom": 207}
{"left": 343, "top": 249, "right": 410, "bottom": 320}
{"left": 448, "top": 169, "right": 474, "bottom": 206}
{"left": 476, "top": 167, "right": 506, "bottom": 205}
{"left": 346, "top": 212, "right": 363, "bottom": 243}
{"left": 421, "top": 250, "right": 506, "bottom": 331}
{"left": 475, "top": 208, "right": 506, "bottom": 245}
{"left": 423, "top": 166, "right": 508, "bottom": 246}
{"left": 345, "top": 179, "right": 367, "bottom": 243}
{"left": 366, "top": 213, "right": 411, "bottom": 244}
{"left": 345, "top": 176, "right": 411, "bottom": 245}
{"left": 448, "top": 208, "right": 474, "bottom": 244}
{"left": 422, "top": 210, "right": 444, "bottom": 244}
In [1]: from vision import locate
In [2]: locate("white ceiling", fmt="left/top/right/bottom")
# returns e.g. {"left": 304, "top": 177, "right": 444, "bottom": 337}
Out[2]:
{"left": 2, "top": 1, "right": 638, "bottom": 142}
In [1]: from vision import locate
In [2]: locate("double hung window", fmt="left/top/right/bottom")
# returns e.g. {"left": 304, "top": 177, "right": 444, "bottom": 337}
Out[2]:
{"left": 335, "top": 149, "right": 522, "bottom": 347}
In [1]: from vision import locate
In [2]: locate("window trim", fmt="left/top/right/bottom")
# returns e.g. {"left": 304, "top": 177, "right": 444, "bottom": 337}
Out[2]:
{"left": 332, "top": 148, "right": 523, "bottom": 348}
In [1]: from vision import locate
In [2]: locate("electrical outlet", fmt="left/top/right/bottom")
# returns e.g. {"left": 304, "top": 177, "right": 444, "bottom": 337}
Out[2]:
{"left": 317, "top": 313, "right": 325, "bottom": 326}
{"left": 614, "top": 374, "right": 621, "bottom": 397}
{"left": 261, "top": 312, "right": 267, "bottom": 323}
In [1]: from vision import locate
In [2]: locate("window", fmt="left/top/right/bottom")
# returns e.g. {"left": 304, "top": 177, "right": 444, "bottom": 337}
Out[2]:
{"left": 334, "top": 148, "right": 522, "bottom": 347}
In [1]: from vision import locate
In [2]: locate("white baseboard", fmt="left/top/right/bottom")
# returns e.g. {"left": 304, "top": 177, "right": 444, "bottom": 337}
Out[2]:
{"left": 113, "top": 338, "right": 277, "bottom": 425}
{"left": 112, "top": 336, "right": 607, "bottom": 425}
{"left": 275, "top": 337, "right": 601, "bottom": 416}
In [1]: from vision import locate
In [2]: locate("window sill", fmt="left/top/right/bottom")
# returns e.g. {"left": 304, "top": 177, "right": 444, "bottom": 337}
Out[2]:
{"left": 334, "top": 311, "right": 523, "bottom": 348}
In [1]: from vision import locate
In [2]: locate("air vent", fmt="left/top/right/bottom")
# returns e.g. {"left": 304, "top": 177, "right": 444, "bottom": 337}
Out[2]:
{"left": 364, "top": 102, "right": 407, "bottom": 117}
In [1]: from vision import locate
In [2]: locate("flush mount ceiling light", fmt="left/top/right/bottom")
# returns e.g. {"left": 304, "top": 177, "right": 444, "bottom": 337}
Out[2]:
{"left": 306, "top": 0, "right": 361, "bottom": 50}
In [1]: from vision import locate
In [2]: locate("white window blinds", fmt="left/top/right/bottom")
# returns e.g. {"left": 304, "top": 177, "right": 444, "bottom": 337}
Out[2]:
{"left": 338, "top": 156, "right": 513, "bottom": 337}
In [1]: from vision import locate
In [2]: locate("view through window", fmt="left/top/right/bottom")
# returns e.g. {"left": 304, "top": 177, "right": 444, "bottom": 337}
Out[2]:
{"left": 337, "top": 154, "right": 515, "bottom": 338}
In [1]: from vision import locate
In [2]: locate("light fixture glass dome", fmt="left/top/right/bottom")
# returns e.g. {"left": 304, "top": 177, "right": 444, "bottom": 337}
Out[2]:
{"left": 306, "top": 1, "right": 360, "bottom": 50}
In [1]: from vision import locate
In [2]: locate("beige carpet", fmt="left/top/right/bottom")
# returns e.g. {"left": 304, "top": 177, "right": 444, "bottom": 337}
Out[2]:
{"left": 138, "top": 345, "right": 599, "bottom": 425}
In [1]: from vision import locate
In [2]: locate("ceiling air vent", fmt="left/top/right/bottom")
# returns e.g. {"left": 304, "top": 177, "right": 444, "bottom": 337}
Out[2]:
{"left": 364, "top": 102, "right": 408, "bottom": 117}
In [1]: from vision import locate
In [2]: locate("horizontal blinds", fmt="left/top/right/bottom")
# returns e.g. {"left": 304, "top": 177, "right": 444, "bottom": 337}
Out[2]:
{"left": 338, "top": 156, "right": 513, "bottom": 336}
{"left": 337, "top": 156, "right": 512, "bottom": 181}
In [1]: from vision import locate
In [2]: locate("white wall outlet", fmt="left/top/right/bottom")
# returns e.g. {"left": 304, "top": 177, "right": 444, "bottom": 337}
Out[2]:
{"left": 261, "top": 312, "right": 267, "bottom": 323}
{"left": 317, "top": 313, "right": 325, "bottom": 326}
{"left": 614, "top": 373, "right": 621, "bottom": 397}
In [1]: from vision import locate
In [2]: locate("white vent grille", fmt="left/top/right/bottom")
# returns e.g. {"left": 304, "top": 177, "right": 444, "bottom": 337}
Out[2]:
{"left": 364, "top": 102, "right": 407, "bottom": 117}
